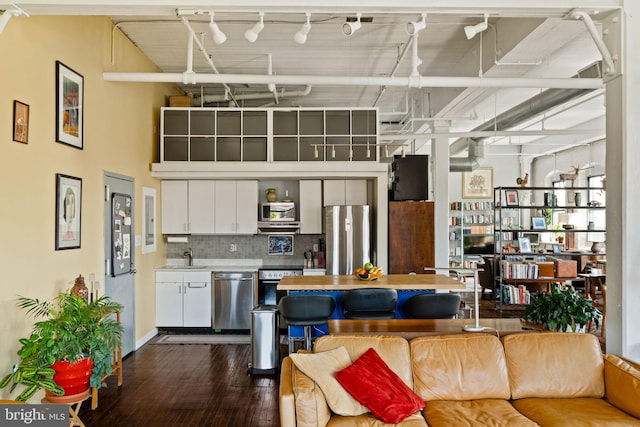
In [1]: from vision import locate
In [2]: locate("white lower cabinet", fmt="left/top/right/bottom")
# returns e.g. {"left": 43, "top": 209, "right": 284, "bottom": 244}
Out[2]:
{"left": 156, "top": 271, "right": 212, "bottom": 327}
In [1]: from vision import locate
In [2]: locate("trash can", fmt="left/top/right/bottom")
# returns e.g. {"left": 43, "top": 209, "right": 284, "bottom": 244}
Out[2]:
{"left": 250, "top": 305, "right": 280, "bottom": 375}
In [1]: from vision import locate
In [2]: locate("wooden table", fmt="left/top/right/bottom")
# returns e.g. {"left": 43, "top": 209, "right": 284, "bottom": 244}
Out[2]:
{"left": 328, "top": 318, "right": 531, "bottom": 339}
{"left": 277, "top": 274, "right": 466, "bottom": 291}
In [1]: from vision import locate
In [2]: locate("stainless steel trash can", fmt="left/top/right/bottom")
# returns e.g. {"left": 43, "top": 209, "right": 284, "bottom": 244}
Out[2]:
{"left": 250, "top": 305, "right": 279, "bottom": 375}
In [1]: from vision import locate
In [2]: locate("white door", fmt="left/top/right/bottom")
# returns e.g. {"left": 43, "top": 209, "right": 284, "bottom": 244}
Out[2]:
{"left": 183, "top": 272, "right": 212, "bottom": 327}
{"left": 156, "top": 282, "right": 183, "bottom": 327}
{"left": 214, "top": 180, "right": 237, "bottom": 233}
{"left": 104, "top": 172, "right": 136, "bottom": 356}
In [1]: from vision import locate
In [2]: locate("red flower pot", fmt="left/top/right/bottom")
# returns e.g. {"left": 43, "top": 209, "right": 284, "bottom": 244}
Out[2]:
{"left": 46, "top": 358, "right": 93, "bottom": 402}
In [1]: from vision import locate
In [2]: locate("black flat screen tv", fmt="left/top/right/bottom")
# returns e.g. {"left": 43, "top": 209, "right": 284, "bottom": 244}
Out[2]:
{"left": 463, "top": 235, "right": 495, "bottom": 255}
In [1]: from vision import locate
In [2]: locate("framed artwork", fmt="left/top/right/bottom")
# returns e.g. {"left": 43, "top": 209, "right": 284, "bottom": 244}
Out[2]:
{"left": 268, "top": 235, "right": 294, "bottom": 255}
{"left": 462, "top": 167, "right": 493, "bottom": 199}
{"left": 56, "top": 61, "right": 84, "bottom": 149}
{"left": 13, "top": 100, "right": 29, "bottom": 143}
{"left": 518, "top": 237, "right": 532, "bottom": 254}
{"left": 142, "top": 187, "right": 157, "bottom": 254}
{"left": 552, "top": 243, "right": 562, "bottom": 254}
{"left": 531, "top": 216, "right": 547, "bottom": 230}
{"left": 505, "top": 190, "right": 519, "bottom": 206}
{"left": 55, "top": 173, "right": 82, "bottom": 250}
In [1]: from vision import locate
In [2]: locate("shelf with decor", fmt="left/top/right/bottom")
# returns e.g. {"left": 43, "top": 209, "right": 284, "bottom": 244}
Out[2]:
{"left": 448, "top": 200, "right": 495, "bottom": 268}
{"left": 493, "top": 185, "right": 605, "bottom": 311}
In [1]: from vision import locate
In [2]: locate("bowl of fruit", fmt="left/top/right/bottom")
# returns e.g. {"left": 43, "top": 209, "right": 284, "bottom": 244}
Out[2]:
{"left": 354, "top": 263, "right": 384, "bottom": 281}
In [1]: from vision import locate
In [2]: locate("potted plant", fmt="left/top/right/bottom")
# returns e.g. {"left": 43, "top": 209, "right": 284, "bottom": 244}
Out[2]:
{"left": 521, "top": 286, "right": 601, "bottom": 332}
{"left": 0, "top": 293, "right": 123, "bottom": 402}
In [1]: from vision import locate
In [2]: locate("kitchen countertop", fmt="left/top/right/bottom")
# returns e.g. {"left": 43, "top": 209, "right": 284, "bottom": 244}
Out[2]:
{"left": 158, "top": 258, "right": 262, "bottom": 272}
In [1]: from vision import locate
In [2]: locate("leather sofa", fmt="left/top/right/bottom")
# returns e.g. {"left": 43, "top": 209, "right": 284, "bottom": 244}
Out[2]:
{"left": 279, "top": 332, "right": 640, "bottom": 426}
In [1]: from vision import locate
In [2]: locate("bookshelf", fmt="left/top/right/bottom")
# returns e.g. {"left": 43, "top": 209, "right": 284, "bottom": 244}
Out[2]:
{"left": 449, "top": 200, "right": 494, "bottom": 268}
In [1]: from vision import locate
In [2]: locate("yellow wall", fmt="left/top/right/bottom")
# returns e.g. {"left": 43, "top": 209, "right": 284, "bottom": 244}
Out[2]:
{"left": 0, "top": 15, "right": 180, "bottom": 400}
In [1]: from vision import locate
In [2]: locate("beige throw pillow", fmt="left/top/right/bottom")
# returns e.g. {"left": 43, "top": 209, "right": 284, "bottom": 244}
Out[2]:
{"left": 289, "top": 347, "right": 368, "bottom": 416}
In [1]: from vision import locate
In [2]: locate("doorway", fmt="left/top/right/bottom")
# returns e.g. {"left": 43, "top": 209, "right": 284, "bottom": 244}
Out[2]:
{"left": 104, "top": 172, "right": 136, "bottom": 356}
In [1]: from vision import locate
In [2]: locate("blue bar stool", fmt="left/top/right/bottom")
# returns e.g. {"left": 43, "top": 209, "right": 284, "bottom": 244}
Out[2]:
{"left": 279, "top": 294, "right": 336, "bottom": 352}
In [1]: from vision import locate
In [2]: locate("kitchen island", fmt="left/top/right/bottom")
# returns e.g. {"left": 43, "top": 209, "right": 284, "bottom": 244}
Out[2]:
{"left": 277, "top": 273, "right": 466, "bottom": 291}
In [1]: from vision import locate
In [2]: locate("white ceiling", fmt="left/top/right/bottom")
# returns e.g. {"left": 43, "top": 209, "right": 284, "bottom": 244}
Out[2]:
{"left": 2, "top": 1, "right": 617, "bottom": 160}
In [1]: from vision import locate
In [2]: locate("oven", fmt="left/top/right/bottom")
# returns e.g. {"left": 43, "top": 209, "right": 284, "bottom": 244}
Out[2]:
{"left": 257, "top": 267, "right": 303, "bottom": 306}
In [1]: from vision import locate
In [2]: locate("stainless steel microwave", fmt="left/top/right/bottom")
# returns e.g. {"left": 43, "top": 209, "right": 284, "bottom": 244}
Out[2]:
{"left": 260, "top": 202, "right": 296, "bottom": 222}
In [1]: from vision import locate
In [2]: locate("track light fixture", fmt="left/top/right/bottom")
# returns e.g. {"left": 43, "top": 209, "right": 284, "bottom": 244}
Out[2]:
{"left": 244, "top": 12, "right": 264, "bottom": 43}
{"left": 464, "top": 13, "right": 489, "bottom": 40}
{"left": 294, "top": 13, "right": 311, "bottom": 44}
{"left": 0, "top": 6, "right": 28, "bottom": 35}
{"left": 208, "top": 13, "right": 227, "bottom": 44}
{"left": 406, "top": 13, "right": 427, "bottom": 36}
{"left": 342, "top": 13, "right": 362, "bottom": 36}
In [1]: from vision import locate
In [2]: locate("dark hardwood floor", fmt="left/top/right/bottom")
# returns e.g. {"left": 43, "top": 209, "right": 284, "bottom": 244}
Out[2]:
{"left": 79, "top": 343, "right": 280, "bottom": 427}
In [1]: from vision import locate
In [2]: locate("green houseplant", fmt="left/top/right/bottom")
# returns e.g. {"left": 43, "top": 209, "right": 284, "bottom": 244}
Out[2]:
{"left": 0, "top": 293, "right": 123, "bottom": 401}
{"left": 521, "top": 286, "right": 601, "bottom": 332}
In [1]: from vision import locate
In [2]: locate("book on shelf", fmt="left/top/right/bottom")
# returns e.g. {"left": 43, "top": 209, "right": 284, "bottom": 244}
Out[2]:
{"left": 501, "top": 284, "right": 531, "bottom": 304}
{"left": 500, "top": 261, "right": 540, "bottom": 279}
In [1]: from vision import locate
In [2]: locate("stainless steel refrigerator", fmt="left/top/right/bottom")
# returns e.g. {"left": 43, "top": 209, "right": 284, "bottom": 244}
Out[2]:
{"left": 325, "top": 205, "right": 371, "bottom": 275}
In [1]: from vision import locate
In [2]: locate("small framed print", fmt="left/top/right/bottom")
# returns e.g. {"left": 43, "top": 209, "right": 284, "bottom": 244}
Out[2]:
{"left": 552, "top": 243, "right": 562, "bottom": 254}
{"left": 531, "top": 216, "right": 547, "bottom": 230}
{"left": 505, "top": 190, "right": 519, "bottom": 206}
{"left": 13, "top": 100, "right": 29, "bottom": 143}
{"left": 55, "top": 173, "right": 82, "bottom": 250}
{"left": 462, "top": 167, "right": 493, "bottom": 199}
{"left": 518, "top": 237, "right": 532, "bottom": 254}
{"left": 268, "top": 235, "right": 294, "bottom": 256}
{"left": 56, "top": 61, "right": 84, "bottom": 149}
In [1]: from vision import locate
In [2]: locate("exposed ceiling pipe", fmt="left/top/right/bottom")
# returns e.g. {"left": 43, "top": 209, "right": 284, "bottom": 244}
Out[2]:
{"left": 571, "top": 11, "right": 616, "bottom": 75}
{"left": 179, "top": 17, "right": 239, "bottom": 106}
{"left": 448, "top": 61, "right": 602, "bottom": 172}
{"left": 190, "top": 85, "right": 312, "bottom": 106}
{"left": 373, "top": 38, "right": 413, "bottom": 108}
{"left": 103, "top": 71, "right": 602, "bottom": 90}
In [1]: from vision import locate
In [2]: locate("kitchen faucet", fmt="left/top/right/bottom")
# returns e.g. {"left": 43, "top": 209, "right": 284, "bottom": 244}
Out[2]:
{"left": 183, "top": 247, "right": 193, "bottom": 266}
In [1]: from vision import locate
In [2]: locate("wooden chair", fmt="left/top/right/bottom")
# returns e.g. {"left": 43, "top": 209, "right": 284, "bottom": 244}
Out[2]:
{"left": 91, "top": 311, "right": 123, "bottom": 410}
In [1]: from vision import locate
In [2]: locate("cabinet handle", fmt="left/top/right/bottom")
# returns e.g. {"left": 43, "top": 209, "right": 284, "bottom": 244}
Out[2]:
{"left": 187, "top": 283, "right": 207, "bottom": 288}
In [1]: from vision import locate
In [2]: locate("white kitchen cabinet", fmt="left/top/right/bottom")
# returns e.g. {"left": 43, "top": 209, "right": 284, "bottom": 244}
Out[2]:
{"left": 214, "top": 180, "right": 258, "bottom": 234}
{"left": 299, "top": 180, "right": 323, "bottom": 234}
{"left": 160, "top": 180, "right": 215, "bottom": 234}
{"left": 156, "top": 271, "right": 212, "bottom": 327}
{"left": 323, "top": 180, "right": 367, "bottom": 206}
{"left": 188, "top": 181, "right": 216, "bottom": 234}
{"left": 161, "top": 181, "right": 189, "bottom": 234}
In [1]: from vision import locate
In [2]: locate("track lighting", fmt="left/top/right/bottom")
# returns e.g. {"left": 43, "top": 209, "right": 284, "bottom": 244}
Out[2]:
{"left": 208, "top": 13, "right": 227, "bottom": 44}
{"left": 0, "top": 7, "right": 28, "bottom": 35}
{"left": 294, "top": 13, "right": 311, "bottom": 44}
{"left": 314, "top": 145, "right": 319, "bottom": 158}
{"left": 464, "top": 13, "right": 489, "bottom": 40}
{"left": 331, "top": 145, "right": 336, "bottom": 158}
{"left": 244, "top": 12, "right": 264, "bottom": 43}
{"left": 406, "top": 13, "right": 426, "bottom": 36}
{"left": 342, "top": 13, "right": 362, "bottom": 36}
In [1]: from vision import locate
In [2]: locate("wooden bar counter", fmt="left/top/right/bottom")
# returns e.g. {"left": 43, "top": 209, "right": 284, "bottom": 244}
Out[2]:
{"left": 328, "top": 318, "right": 531, "bottom": 339}
{"left": 277, "top": 274, "right": 466, "bottom": 291}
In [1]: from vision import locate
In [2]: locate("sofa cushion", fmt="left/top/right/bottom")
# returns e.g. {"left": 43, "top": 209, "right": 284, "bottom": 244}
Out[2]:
{"left": 512, "top": 397, "right": 640, "bottom": 426}
{"left": 410, "top": 334, "right": 511, "bottom": 401}
{"left": 325, "top": 412, "right": 428, "bottom": 426}
{"left": 604, "top": 354, "right": 640, "bottom": 419}
{"left": 314, "top": 335, "right": 414, "bottom": 388}
{"left": 290, "top": 347, "right": 368, "bottom": 416}
{"left": 502, "top": 332, "right": 604, "bottom": 399}
{"left": 335, "top": 348, "right": 425, "bottom": 423}
{"left": 425, "top": 399, "right": 539, "bottom": 427}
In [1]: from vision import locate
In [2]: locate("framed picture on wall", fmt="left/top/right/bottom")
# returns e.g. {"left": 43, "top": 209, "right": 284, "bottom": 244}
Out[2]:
{"left": 13, "top": 100, "right": 29, "bottom": 144}
{"left": 56, "top": 61, "right": 84, "bottom": 149}
{"left": 55, "top": 173, "right": 82, "bottom": 250}
{"left": 462, "top": 167, "right": 493, "bottom": 199}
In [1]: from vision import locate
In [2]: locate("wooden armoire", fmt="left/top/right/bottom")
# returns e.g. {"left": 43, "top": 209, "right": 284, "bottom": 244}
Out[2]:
{"left": 388, "top": 201, "right": 435, "bottom": 274}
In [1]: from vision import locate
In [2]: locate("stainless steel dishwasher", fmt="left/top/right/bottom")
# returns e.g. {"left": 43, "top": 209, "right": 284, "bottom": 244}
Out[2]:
{"left": 213, "top": 272, "right": 255, "bottom": 330}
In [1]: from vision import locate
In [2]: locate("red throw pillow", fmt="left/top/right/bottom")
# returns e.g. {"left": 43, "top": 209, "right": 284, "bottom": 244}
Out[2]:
{"left": 334, "top": 347, "right": 425, "bottom": 423}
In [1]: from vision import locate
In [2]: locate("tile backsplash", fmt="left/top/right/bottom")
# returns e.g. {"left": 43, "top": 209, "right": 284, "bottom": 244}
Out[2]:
{"left": 166, "top": 234, "right": 324, "bottom": 267}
